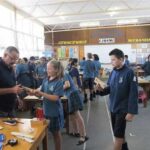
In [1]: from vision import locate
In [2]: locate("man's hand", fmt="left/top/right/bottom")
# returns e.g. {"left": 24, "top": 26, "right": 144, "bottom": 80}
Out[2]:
{"left": 11, "top": 85, "right": 23, "bottom": 94}
{"left": 125, "top": 113, "right": 134, "bottom": 122}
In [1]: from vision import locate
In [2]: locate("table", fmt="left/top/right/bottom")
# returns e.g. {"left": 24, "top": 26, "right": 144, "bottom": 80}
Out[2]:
{"left": 24, "top": 96, "right": 70, "bottom": 134}
{"left": 138, "top": 78, "right": 150, "bottom": 107}
{"left": 0, "top": 119, "right": 48, "bottom": 150}
{"left": 23, "top": 96, "right": 42, "bottom": 115}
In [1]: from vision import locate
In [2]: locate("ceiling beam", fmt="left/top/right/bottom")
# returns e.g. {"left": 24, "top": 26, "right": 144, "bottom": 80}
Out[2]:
{"left": 44, "top": 23, "right": 150, "bottom": 33}
{"left": 43, "top": 14, "right": 150, "bottom": 25}
{"left": 19, "top": 0, "right": 89, "bottom": 8}
{"left": 28, "top": 7, "right": 150, "bottom": 18}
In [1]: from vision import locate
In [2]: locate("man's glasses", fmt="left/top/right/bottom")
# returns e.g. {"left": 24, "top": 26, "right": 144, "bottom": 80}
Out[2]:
{"left": 7, "top": 54, "right": 18, "bottom": 62}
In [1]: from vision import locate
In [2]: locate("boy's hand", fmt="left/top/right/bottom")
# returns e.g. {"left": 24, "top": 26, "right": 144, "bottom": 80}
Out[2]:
{"left": 96, "top": 84, "right": 103, "bottom": 91}
{"left": 125, "top": 113, "right": 134, "bottom": 122}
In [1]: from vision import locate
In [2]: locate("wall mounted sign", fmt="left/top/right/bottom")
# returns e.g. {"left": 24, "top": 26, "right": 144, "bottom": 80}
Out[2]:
{"left": 58, "top": 40, "right": 87, "bottom": 45}
{"left": 99, "top": 38, "right": 115, "bottom": 44}
{"left": 128, "top": 38, "right": 150, "bottom": 43}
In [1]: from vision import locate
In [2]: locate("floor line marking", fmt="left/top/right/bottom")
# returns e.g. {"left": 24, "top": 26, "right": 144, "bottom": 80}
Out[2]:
{"left": 104, "top": 96, "right": 115, "bottom": 142}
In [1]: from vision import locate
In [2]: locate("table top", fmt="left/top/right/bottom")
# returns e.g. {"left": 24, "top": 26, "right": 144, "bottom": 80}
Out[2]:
{"left": 24, "top": 96, "right": 41, "bottom": 102}
{"left": 0, "top": 118, "right": 48, "bottom": 150}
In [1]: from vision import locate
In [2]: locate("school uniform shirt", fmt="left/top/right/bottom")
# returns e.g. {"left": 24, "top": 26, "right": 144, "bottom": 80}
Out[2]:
{"left": 16, "top": 63, "right": 32, "bottom": 87}
{"left": 125, "top": 59, "right": 130, "bottom": 67}
{"left": 93, "top": 60, "right": 101, "bottom": 77}
{"left": 35, "top": 63, "right": 47, "bottom": 78}
{"left": 79, "top": 60, "right": 85, "bottom": 70}
{"left": 142, "top": 61, "right": 150, "bottom": 76}
{"left": 69, "top": 67, "right": 81, "bottom": 88}
{"left": 63, "top": 73, "right": 83, "bottom": 113}
{"left": 63, "top": 73, "right": 78, "bottom": 97}
{"left": 28, "top": 62, "right": 37, "bottom": 88}
{"left": 83, "top": 60, "right": 95, "bottom": 79}
{"left": 0, "top": 58, "right": 17, "bottom": 113}
{"left": 41, "top": 78, "right": 64, "bottom": 117}
{"left": 99, "top": 65, "right": 138, "bottom": 114}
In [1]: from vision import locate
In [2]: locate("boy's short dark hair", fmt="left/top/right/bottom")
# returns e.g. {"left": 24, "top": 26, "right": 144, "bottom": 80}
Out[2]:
{"left": 109, "top": 49, "right": 124, "bottom": 59}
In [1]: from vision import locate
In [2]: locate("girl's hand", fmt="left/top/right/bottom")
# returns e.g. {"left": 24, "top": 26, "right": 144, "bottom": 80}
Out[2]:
{"left": 125, "top": 113, "right": 134, "bottom": 122}
{"left": 34, "top": 89, "right": 42, "bottom": 97}
{"left": 27, "top": 89, "right": 35, "bottom": 95}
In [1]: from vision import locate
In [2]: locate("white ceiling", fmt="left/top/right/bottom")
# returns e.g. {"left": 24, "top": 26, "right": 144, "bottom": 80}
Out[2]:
{"left": 6, "top": 0, "right": 150, "bottom": 31}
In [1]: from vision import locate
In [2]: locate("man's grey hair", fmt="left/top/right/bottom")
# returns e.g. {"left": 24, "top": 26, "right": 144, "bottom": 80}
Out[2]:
{"left": 5, "top": 46, "right": 19, "bottom": 54}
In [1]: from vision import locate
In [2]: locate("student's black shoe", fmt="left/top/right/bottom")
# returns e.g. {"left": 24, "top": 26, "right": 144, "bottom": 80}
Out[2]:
{"left": 84, "top": 94, "right": 88, "bottom": 103}
{"left": 84, "top": 99, "right": 88, "bottom": 103}
{"left": 122, "top": 142, "right": 129, "bottom": 150}
{"left": 93, "top": 92, "right": 96, "bottom": 98}
{"left": 69, "top": 133, "right": 80, "bottom": 137}
{"left": 77, "top": 136, "right": 89, "bottom": 145}
{"left": 90, "top": 94, "right": 93, "bottom": 101}
{"left": 96, "top": 90, "right": 100, "bottom": 95}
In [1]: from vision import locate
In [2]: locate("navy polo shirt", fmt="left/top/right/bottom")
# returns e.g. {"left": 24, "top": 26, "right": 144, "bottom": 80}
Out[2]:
{"left": 99, "top": 65, "right": 138, "bottom": 114}
{"left": 0, "top": 58, "right": 16, "bottom": 112}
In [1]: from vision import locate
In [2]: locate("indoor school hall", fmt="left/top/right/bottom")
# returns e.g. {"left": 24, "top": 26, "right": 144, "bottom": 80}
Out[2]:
{"left": 0, "top": 1, "right": 150, "bottom": 150}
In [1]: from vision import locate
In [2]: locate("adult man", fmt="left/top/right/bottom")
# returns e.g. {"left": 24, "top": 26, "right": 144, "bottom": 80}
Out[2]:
{"left": 0, "top": 46, "right": 23, "bottom": 117}
{"left": 97, "top": 49, "right": 138, "bottom": 150}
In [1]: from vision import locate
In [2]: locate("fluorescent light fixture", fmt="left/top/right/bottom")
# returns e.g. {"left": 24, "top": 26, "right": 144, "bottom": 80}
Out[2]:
{"left": 59, "top": 16, "right": 67, "bottom": 20}
{"left": 108, "top": 7, "right": 120, "bottom": 11}
{"left": 117, "top": 19, "right": 138, "bottom": 24}
{"left": 109, "top": 11, "right": 118, "bottom": 17}
{"left": 79, "top": 21, "right": 100, "bottom": 27}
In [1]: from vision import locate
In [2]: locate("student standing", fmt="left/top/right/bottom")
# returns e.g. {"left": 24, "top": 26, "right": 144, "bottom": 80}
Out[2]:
{"left": 33, "top": 60, "right": 64, "bottom": 150}
{"left": 124, "top": 55, "right": 130, "bottom": 67}
{"left": 16, "top": 59, "right": 32, "bottom": 88}
{"left": 79, "top": 57, "right": 86, "bottom": 71}
{"left": 83, "top": 53, "right": 95, "bottom": 102}
{"left": 96, "top": 49, "right": 138, "bottom": 150}
{"left": 69, "top": 60, "right": 81, "bottom": 89}
{"left": 93, "top": 54, "right": 101, "bottom": 98}
{"left": 35, "top": 57, "right": 47, "bottom": 87}
{"left": 63, "top": 73, "right": 88, "bottom": 145}
{"left": 66, "top": 58, "right": 73, "bottom": 72}
{"left": 141, "top": 54, "right": 150, "bottom": 77}
{"left": 93, "top": 54, "right": 101, "bottom": 78}
{"left": 28, "top": 56, "right": 37, "bottom": 88}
